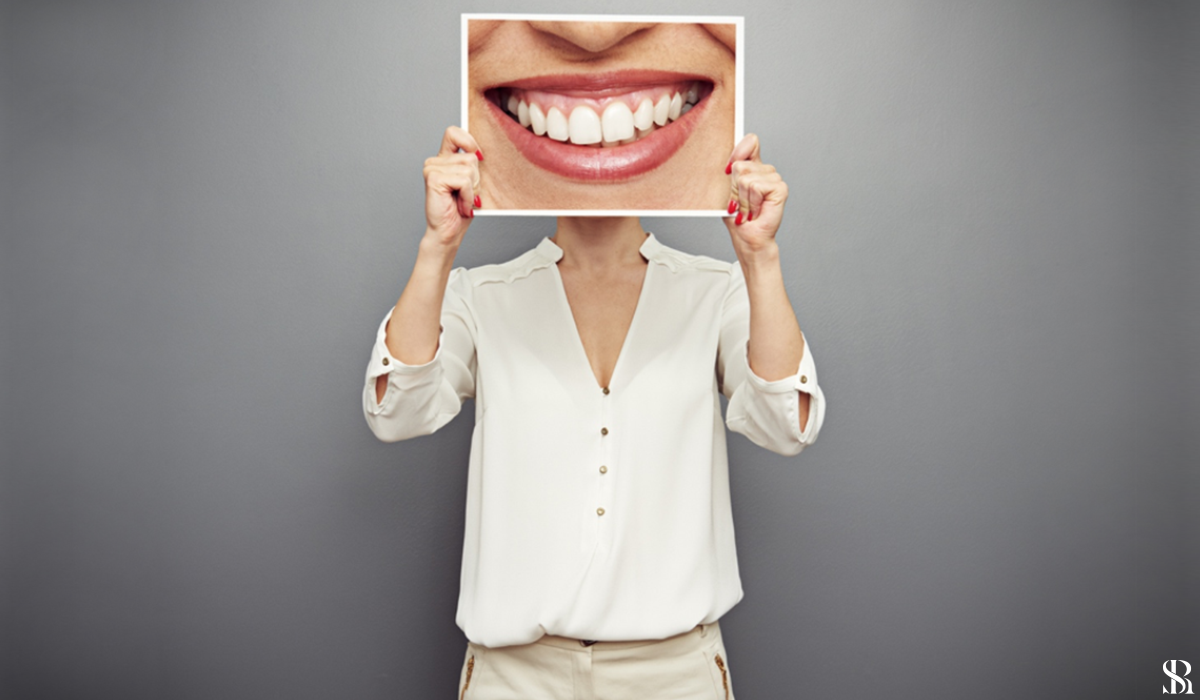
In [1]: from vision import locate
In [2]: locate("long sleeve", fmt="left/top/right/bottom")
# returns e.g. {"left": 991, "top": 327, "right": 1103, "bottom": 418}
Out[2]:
{"left": 362, "top": 267, "right": 477, "bottom": 442}
{"left": 717, "top": 263, "right": 826, "bottom": 456}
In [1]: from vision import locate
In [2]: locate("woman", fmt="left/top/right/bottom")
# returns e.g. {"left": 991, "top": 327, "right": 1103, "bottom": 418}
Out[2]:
{"left": 364, "top": 22, "right": 825, "bottom": 700}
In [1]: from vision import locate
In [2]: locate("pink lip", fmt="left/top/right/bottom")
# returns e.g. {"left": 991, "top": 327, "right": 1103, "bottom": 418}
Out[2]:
{"left": 483, "top": 71, "right": 713, "bottom": 182}
{"left": 492, "top": 69, "right": 707, "bottom": 94}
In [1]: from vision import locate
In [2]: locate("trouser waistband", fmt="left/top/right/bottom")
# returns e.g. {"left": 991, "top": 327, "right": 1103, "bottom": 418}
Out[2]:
{"left": 531, "top": 622, "right": 718, "bottom": 654}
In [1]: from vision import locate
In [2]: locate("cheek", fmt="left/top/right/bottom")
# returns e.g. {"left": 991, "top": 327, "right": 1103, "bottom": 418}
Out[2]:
{"left": 467, "top": 97, "right": 496, "bottom": 149}
{"left": 468, "top": 103, "right": 536, "bottom": 208}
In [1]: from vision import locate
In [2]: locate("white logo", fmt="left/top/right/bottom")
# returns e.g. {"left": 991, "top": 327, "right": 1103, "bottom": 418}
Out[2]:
{"left": 1164, "top": 660, "right": 1195, "bottom": 695}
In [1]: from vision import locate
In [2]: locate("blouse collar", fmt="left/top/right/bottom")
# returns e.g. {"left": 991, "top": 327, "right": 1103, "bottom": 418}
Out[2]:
{"left": 536, "top": 232, "right": 662, "bottom": 264}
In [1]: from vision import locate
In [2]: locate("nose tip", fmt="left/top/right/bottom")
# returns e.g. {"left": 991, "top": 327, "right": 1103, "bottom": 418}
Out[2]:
{"left": 528, "top": 21, "right": 654, "bottom": 54}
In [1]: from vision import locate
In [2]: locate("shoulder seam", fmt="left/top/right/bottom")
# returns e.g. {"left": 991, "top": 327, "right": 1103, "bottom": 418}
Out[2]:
{"left": 464, "top": 249, "right": 554, "bottom": 287}
{"left": 649, "top": 244, "right": 735, "bottom": 275}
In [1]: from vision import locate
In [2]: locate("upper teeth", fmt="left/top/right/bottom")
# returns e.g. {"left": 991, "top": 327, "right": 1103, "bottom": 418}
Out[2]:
{"left": 601, "top": 102, "right": 634, "bottom": 142}
{"left": 633, "top": 99, "right": 653, "bottom": 131}
{"left": 568, "top": 106, "right": 602, "bottom": 145}
{"left": 546, "top": 107, "right": 569, "bottom": 141}
{"left": 500, "top": 84, "right": 702, "bottom": 147}
{"left": 529, "top": 102, "right": 547, "bottom": 136}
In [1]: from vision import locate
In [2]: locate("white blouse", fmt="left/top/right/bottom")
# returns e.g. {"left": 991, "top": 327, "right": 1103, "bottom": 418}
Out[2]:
{"left": 363, "top": 233, "right": 825, "bottom": 648}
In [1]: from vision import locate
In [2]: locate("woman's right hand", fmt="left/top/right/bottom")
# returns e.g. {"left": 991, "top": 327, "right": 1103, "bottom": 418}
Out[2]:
{"left": 423, "top": 126, "right": 483, "bottom": 247}
{"left": 376, "top": 128, "right": 481, "bottom": 400}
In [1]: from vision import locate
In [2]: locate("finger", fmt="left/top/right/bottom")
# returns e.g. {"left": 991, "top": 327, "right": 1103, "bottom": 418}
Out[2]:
{"left": 737, "top": 175, "right": 758, "bottom": 224}
{"left": 730, "top": 162, "right": 764, "bottom": 220}
{"left": 732, "top": 160, "right": 784, "bottom": 218}
{"left": 442, "top": 152, "right": 482, "bottom": 212}
{"left": 424, "top": 152, "right": 480, "bottom": 177}
{"left": 429, "top": 152, "right": 482, "bottom": 191}
{"left": 427, "top": 168, "right": 476, "bottom": 219}
{"left": 728, "top": 169, "right": 741, "bottom": 219}
{"left": 438, "top": 125, "right": 483, "bottom": 159}
{"left": 725, "top": 132, "right": 761, "bottom": 171}
{"left": 424, "top": 160, "right": 480, "bottom": 194}
{"left": 728, "top": 160, "right": 774, "bottom": 185}
{"left": 457, "top": 158, "right": 481, "bottom": 216}
{"left": 457, "top": 174, "right": 476, "bottom": 219}
{"left": 459, "top": 182, "right": 474, "bottom": 219}
{"left": 750, "top": 174, "right": 788, "bottom": 222}
{"left": 734, "top": 172, "right": 752, "bottom": 219}
{"left": 743, "top": 174, "right": 769, "bottom": 221}
{"left": 727, "top": 160, "right": 755, "bottom": 214}
{"left": 469, "top": 172, "right": 482, "bottom": 217}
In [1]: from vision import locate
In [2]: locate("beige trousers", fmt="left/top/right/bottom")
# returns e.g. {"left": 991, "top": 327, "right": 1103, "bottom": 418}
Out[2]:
{"left": 456, "top": 622, "right": 735, "bottom": 700}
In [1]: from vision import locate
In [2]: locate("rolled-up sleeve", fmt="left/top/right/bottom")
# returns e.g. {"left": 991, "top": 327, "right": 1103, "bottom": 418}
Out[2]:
{"left": 718, "top": 264, "right": 826, "bottom": 456}
{"left": 363, "top": 267, "right": 477, "bottom": 442}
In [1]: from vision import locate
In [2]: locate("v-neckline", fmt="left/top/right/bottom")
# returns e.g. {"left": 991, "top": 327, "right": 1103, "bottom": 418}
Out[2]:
{"left": 547, "top": 241, "right": 653, "bottom": 393}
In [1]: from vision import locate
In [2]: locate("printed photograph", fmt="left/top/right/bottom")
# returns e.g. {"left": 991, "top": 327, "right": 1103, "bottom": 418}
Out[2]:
{"left": 465, "top": 15, "right": 741, "bottom": 214}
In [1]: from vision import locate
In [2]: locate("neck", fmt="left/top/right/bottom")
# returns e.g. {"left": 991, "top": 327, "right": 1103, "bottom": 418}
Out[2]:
{"left": 551, "top": 217, "right": 647, "bottom": 271}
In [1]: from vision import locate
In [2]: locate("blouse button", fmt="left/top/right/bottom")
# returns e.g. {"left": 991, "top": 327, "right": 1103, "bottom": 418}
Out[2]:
{"left": 596, "top": 507, "right": 605, "bottom": 516}
{"left": 800, "top": 375, "right": 808, "bottom": 384}
{"left": 599, "top": 465, "right": 608, "bottom": 474}
{"left": 382, "top": 357, "right": 390, "bottom": 366}
{"left": 600, "top": 427, "right": 608, "bottom": 436}
{"left": 602, "top": 387, "right": 610, "bottom": 395}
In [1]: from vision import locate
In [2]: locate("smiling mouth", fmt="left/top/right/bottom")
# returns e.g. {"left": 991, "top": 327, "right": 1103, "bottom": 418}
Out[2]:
{"left": 490, "top": 81, "right": 705, "bottom": 146}
{"left": 482, "top": 71, "right": 715, "bottom": 183}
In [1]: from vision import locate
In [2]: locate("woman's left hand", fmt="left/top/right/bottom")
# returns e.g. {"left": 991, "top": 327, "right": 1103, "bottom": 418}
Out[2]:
{"left": 721, "top": 134, "right": 812, "bottom": 436}
{"left": 724, "top": 133, "right": 788, "bottom": 260}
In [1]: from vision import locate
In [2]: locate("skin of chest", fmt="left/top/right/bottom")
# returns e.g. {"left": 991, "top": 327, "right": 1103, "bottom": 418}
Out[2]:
{"left": 556, "top": 259, "right": 648, "bottom": 389}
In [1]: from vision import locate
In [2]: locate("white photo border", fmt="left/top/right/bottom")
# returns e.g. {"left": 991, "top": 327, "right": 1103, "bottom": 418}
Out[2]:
{"left": 461, "top": 13, "right": 745, "bottom": 217}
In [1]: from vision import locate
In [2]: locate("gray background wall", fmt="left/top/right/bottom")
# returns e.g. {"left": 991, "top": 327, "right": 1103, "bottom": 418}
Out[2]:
{"left": 2, "top": 1, "right": 1196, "bottom": 698}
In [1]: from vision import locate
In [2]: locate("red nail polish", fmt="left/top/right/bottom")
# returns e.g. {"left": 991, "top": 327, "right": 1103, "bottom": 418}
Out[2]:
{"left": 747, "top": 211, "right": 754, "bottom": 222}
{"left": 475, "top": 150, "right": 484, "bottom": 161}
{"left": 735, "top": 211, "right": 744, "bottom": 225}
{"left": 725, "top": 161, "right": 732, "bottom": 175}
{"left": 727, "top": 199, "right": 738, "bottom": 214}
{"left": 474, "top": 194, "right": 482, "bottom": 208}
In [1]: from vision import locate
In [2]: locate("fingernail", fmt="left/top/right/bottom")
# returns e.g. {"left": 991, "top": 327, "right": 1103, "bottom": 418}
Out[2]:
{"left": 727, "top": 199, "right": 738, "bottom": 214}
{"left": 735, "top": 211, "right": 744, "bottom": 225}
{"left": 474, "top": 194, "right": 482, "bottom": 208}
{"left": 725, "top": 161, "right": 732, "bottom": 175}
{"left": 747, "top": 211, "right": 754, "bottom": 222}
{"left": 475, "top": 150, "right": 484, "bottom": 161}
